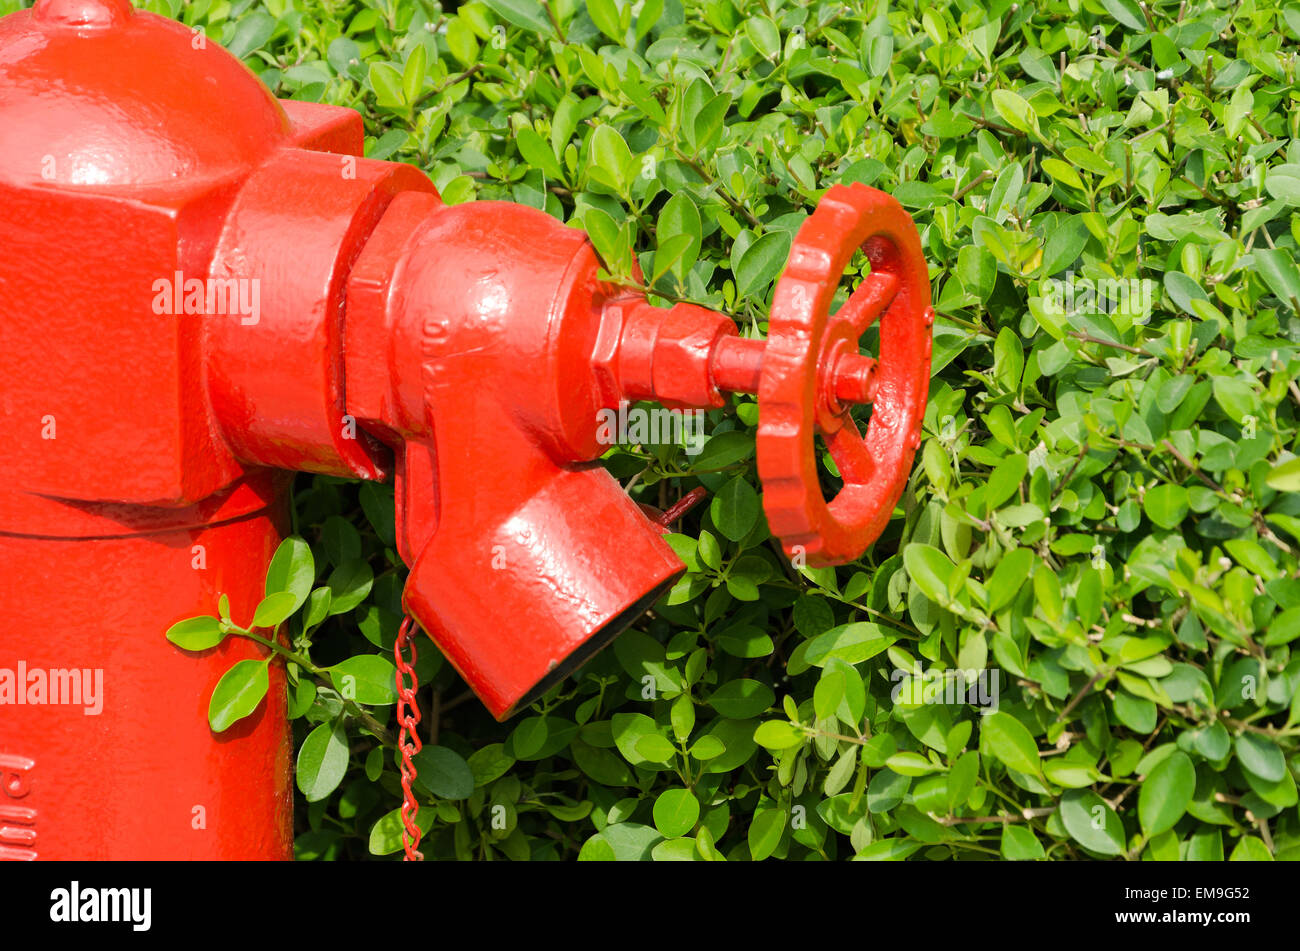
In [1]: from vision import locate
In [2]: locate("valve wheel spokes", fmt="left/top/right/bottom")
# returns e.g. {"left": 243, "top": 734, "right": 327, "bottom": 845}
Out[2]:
{"left": 832, "top": 267, "right": 900, "bottom": 336}
{"left": 758, "top": 184, "right": 933, "bottom": 567}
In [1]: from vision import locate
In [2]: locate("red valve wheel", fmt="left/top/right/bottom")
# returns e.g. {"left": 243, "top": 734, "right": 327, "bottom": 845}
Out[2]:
{"left": 758, "top": 184, "right": 933, "bottom": 566}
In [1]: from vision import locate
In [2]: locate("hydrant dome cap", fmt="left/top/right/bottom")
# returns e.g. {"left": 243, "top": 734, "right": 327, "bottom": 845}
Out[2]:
{"left": 0, "top": 2, "right": 290, "bottom": 188}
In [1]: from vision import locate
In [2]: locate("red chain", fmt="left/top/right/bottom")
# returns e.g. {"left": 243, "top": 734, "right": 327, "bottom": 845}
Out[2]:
{"left": 394, "top": 615, "right": 424, "bottom": 861}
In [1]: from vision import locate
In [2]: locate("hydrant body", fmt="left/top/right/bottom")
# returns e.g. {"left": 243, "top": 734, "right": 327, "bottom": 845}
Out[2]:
{"left": 0, "top": 0, "right": 931, "bottom": 859}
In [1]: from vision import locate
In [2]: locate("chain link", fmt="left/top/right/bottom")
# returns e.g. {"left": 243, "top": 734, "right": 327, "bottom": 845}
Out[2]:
{"left": 394, "top": 615, "right": 424, "bottom": 861}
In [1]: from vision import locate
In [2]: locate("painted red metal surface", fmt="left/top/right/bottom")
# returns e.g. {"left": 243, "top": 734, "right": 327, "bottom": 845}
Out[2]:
{"left": 0, "top": 0, "right": 929, "bottom": 858}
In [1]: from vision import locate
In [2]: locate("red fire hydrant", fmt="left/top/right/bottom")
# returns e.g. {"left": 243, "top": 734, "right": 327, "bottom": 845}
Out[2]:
{"left": 0, "top": 0, "right": 932, "bottom": 859}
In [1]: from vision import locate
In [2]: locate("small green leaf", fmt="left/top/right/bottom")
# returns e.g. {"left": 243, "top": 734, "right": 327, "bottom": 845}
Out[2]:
{"left": 589, "top": 124, "right": 634, "bottom": 193}
{"left": 411, "top": 746, "right": 475, "bottom": 800}
{"left": 208, "top": 659, "right": 270, "bottom": 733}
{"left": 1100, "top": 0, "right": 1147, "bottom": 30}
{"left": 1235, "top": 734, "right": 1286, "bottom": 783}
{"left": 1229, "top": 836, "right": 1273, "bottom": 861}
{"left": 744, "top": 16, "right": 781, "bottom": 59}
{"left": 986, "top": 547, "right": 1033, "bottom": 613}
{"left": 653, "top": 788, "right": 700, "bottom": 837}
{"left": 252, "top": 591, "right": 298, "bottom": 629}
{"left": 1138, "top": 750, "right": 1194, "bottom": 836}
{"left": 264, "top": 535, "right": 314, "bottom": 613}
{"left": 401, "top": 44, "right": 427, "bottom": 105}
{"left": 480, "top": 0, "right": 557, "bottom": 37}
{"left": 1143, "top": 484, "right": 1189, "bottom": 530}
{"left": 710, "top": 679, "right": 775, "bottom": 718}
{"left": 330, "top": 654, "right": 398, "bottom": 705}
{"left": 753, "top": 720, "right": 804, "bottom": 750}
{"left": 904, "top": 543, "right": 955, "bottom": 605}
{"left": 368, "top": 804, "right": 435, "bottom": 856}
{"left": 516, "top": 126, "right": 565, "bottom": 181}
{"left": 1000, "top": 823, "right": 1046, "bottom": 860}
{"left": 712, "top": 476, "right": 760, "bottom": 541}
{"left": 368, "top": 62, "right": 405, "bottom": 108}
{"left": 1265, "top": 458, "right": 1300, "bottom": 492}
{"left": 980, "top": 712, "right": 1041, "bottom": 776}
{"left": 735, "top": 230, "right": 791, "bottom": 299}
{"left": 165, "top": 616, "right": 224, "bottom": 651}
{"left": 747, "top": 805, "right": 785, "bottom": 860}
{"left": 326, "top": 560, "right": 374, "bottom": 616}
{"left": 1059, "top": 789, "right": 1125, "bottom": 855}
{"left": 634, "top": 732, "right": 677, "bottom": 763}
{"left": 296, "top": 719, "right": 349, "bottom": 802}
{"left": 658, "top": 193, "right": 702, "bottom": 283}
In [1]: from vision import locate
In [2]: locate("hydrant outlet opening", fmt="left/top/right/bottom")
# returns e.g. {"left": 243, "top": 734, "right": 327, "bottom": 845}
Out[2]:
{"left": 508, "top": 572, "right": 682, "bottom": 717}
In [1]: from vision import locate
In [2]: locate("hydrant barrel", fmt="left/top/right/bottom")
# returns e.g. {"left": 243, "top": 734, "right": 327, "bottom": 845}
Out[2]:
{"left": 0, "top": 478, "right": 294, "bottom": 860}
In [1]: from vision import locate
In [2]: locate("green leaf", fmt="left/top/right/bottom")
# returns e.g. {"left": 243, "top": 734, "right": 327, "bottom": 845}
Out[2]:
{"left": 368, "top": 63, "right": 405, "bottom": 108}
{"left": 225, "top": 11, "right": 275, "bottom": 59}
{"left": 1100, "top": 0, "right": 1147, "bottom": 30}
{"left": 264, "top": 535, "right": 314, "bottom": 614}
{"left": 754, "top": 720, "right": 804, "bottom": 750}
{"left": 1212, "top": 376, "right": 1258, "bottom": 423}
{"left": 320, "top": 516, "right": 361, "bottom": 566}
{"left": 991, "top": 89, "right": 1037, "bottom": 135}
{"left": 252, "top": 591, "right": 298, "bottom": 629}
{"left": 330, "top": 654, "right": 398, "bottom": 705}
{"left": 1040, "top": 215, "right": 1088, "bottom": 276}
{"left": 208, "top": 659, "right": 270, "bottom": 733}
{"left": 1266, "top": 458, "right": 1300, "bottom": 492}
{"left": 744, "top": 16, "right": 781, "bottom": 59}
{"left": 368, "top": 805, "right": 435, "bottom": 856}
{"left": 401, "top": 44, "right": 427, "bottom": 105}
{"left": 1143, "top": 484, "right": 1188, "bottom": 530}
{"left": 587, "top": 0, "right": 623, "bottom": 43}
{"left": 165, "top": 615, "right": 224, "bottom": 651}
{"left": 735, "top": 230, "right": 791, "bottom": 299}
{"left": 1229, "top": 836, "right": 1273, "bottom": 861}
{"left": 697, "top": 530, "right": 722, "bottom": 570}
{"left": 903, "top": 543, "right": 955, "bottom": 605}
{"left": 635, "top": 732, "right": 677, "bottom": 763}
{"left": 658, "top": 193, "right": 703, "bottom": 283}
{"left": 814, "top": 667, "right": 846, "bottom": 721}
{"left": 986, "top": 547, "right": 1033, "bottom": 613}
{"left": 979, "top": 712, "right": 1041, "bottom": 776}
{"left": 747, "top": 805, "right": 785, "bottom": 860}
{"left": 653, "top": 788, "right": 700, "bottom": 837}
{"left": 1138, "top": 750, "right": 1194, "bottom": 836}
{"left": 711, "top": 476, "right": 760, "bottom": 541}
{"left": 986, "top": 454, "right": 1027, "bottom": 510}
{"left": 326, "top": 560, "right": 374, "bottom": 616}
{"left": 303, "top": 587, "right": 332, "bottom": 631}
{"left": 1000, "top": 823, "right": 1046, "bottom": 860}
{"left": 480, "top": 0, "right": 557, "bottom": 38}
{"left": 1235, "top": 734, "right": 1285, "bottom": 783}
{"left": 468, "top": 743, "right": 515, "bottom": 787}
{"left": 710, "top": 679, "right": 775, "bottom": 718}
{"left": 1041, "top": 157, "right": 1084, "bottom": 191}
{"left": 886, "top": 752, "right": 941, "bottom": 776}
{"left": 1265, "top": 606, "right": 1300, "bottom": 646}
{"left": 516, "top": 125, "right": 565, "bottom": 181}
{"left": 1059, "top": 789, "right": 1125, "bottom": 855}
{"left": 589, "top": 124, "right": 634, "bottom": 194}
{"left": 1254, "top": 249, "right": 1300, "bottom": 311}
{"left": 652, "top": 837, "right": 700, "bottom": 861}
{"left": 411, "top": 746, "right": 475, "bottom": 800}
{"left": 296, "top": 720, "right": 349, "bottom": 803}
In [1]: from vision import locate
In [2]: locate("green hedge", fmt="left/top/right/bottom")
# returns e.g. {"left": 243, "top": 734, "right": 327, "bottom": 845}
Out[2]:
{"left": 157, "top": 0, "right": 1300, "bottom": 860}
